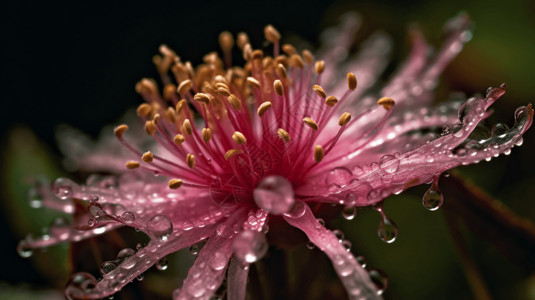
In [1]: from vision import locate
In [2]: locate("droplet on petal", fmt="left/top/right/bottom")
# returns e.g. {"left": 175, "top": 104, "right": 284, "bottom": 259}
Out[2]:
{"left": 232, "top": 230, "right": 268, "bottom": 263}
{"left": 368, "top": 268, "right": 389, "bottom": 296}
{"left": 148, "top": 215, "right": 173, "bottom": 241}
{"left": 422, "top": 179, "right": 443, "bottom": 211}
{"left": 253, "top": 176, "right": 295, "bottom": 215}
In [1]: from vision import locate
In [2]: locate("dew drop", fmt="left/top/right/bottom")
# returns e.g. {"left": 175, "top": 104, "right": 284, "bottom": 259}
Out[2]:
{"left": 374, "top": 204, "right": 398, "bottom": 243}
{"left": 341, "top": 240, "right": 352, "bottom": 252}
{"left": 156, "top": 257, "right": 168, "bottom": 271}
{"left": 253, "top": 176, "right": 295, "bottom": 215}
{"left": 209, "top": 251, "right": 228, "bottom": 271}
{"left": 491, "top": 123, "right": 509, "bottom": 137}
{"left": 306, "top": 241, "right": 316, "bottom": 250}
{"left": 513, "top": 136, "right": 523, "bottom": 146}
{"left": 451, "top": 123, "right": 463, "bottom": 137}
{"left": 121, "top": 212, "right": 135, "bottom": 224}
{"left": 283, "top": 200, "right": 306, "bottom": 218}
{"left": 53, "top": 177, "right": 74, "bottom": 200}
{"left": 378, "top": 155, "right": 399, "bottom": 174}
{"left": 136, "top": 274, "right": 144, "bottom": 281}
{"left": 325, "top": 167, "right": 353, "bottom": 187}
{"left": 514, "top": 106, "right": 528, "bottom": 122}
{"left": 422, "top": 180, "right": 443, "bottom": 211}
{"left": 117, "top": 248, "right": 135, "bottom": 261}
{"left": 65, "top": 272, "right": 97, "bottom": 299}
{"left": 368, "top": 268, "right": 389, "bottom": 296}
{"left": 148, "top": 215, "right": 173, "bottom": 241}
{"left": 17, "top": 241, "right": 33, "bottom": 258}
{"left": 342, "top": 206, "right": 357, "bottom": 220}
{"left": 100, "top": 261, "right": 117, "bottom": 275}
{"left": 27, "top": 188, "right": 43, "bottom": 208}
{"left": 189, "top": 243, "right": 201, "bottom": 255}
{"left": 356, "top": 255, "right": 367, "bottom": 268}
{"left": 316, "top": 218, "right": 325, "bottom": 227}
{"left": 333, "top": 229, "right": 344, "bottom": 241}
{"left": 232, "top": 230, "right": 268, "bottom": 263}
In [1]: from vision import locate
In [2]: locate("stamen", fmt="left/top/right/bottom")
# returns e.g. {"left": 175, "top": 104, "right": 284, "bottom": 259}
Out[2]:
{"left": 186, "top": 153, "right": 195, "bottom": 169}
{"left": 225, "top": 149, "right": 243, "bottom": 160}
{"left": 338, "top": 112, "right": 352, "bottom": 126}
{"left": 303, "top": 117, "right": 319, "bottom": 131}
{"left": 246, "top": 77, "right": 260, "bottom": 88}
{"left": 302, "top": 50, "right": 314, "bottom": 65}
{"left": 218, "top": 31, "right": 234, "bottom": 52}
{"left": 243, "top": 44, "right": 252, "bottom": 61}
{"left": 314, "top": 61, "right": 325, "bottom": 74}
{"left": 142, "top": 151, "right": 154, "bottom": 162}
{"left": 347, "top": 72, "right": 357, "bottom": 90}
{"left": 168, "top": 179, "right": 184, "bottom": 189}
{"left": 377, "top": 97, "right": 395, "bottom": 110}
{"left": 163, "top": 84, "right": 176, "bottom": 101}
{"left": 145, "top": 121, "right": 157, "bottom": 136}
{"left": 202, "top": 128, "right": 212, "bottom": 143}
{"left": 137, "top": 103, "right": 152, "bottom": 118}
{"left": 232, "top": 131, "right": 247, "bottom": 145}
{"left": 193, "top": 93, "right": 211, "bottom": 104}
{"left": 289, "top": 54, "right": 305, "bottom": 68}
{"left": 251, "top": 50, "right": 263, "bottom": 60}
{"left": 177, "top": 80, "right": 193, "bottom": 96}
{"left": 312, "top": 85, "right": 327, "bottom": 99}
{"left": 114, "top": 124, "right": 128, "bottom": 138}
{"left": 176, "top": 99, "right": 187, "bottom": 114}
{"left": 276, "top": 64, "right": 287, "bottom": 80}
{"left": 257, "top": 101, "right": 272, "bottom": 117}
{"left": 174, "top": 134, "right": 185, "bottom": 145}
{"left": 264, "top": 25, "right": 281, "bottom": 43}
{"left": 314, "top": 145, "right": 324, "bottom": 162}
{"left": 182, "top": 119, "right": 193, "bottom": 135}
{"left": 325, "top": 96, "right": 338, "bottom": 107}
{"left": 237, "top": 32, "right": 249, "bottom": 50}
{"left": 273, "top": 80, "right": 284, "bottom": 96}
{"left": 153, "top": 113, "right": 161, "bottom": 125}
{"left": 282, "top": 44, "right": 296, "bottom": 56}
{"left": 277, "top": 128, "right": 291, "bottom": 142}
{"left": 227, "top": 94, "right": 242, "bottom": 110}
{"left": 126, "top": 161, "right": 140, "bottom": 169}
{"left": 217, "top": 87, "right": 231, "bottom": 97}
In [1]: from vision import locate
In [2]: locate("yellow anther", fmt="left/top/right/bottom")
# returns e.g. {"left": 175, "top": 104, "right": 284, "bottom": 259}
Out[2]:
{"left": 276, "top": 63, "right": 287, "bottom": 80}
{"left": 219, "top": 31, "right": 234, "bottom": 52}
{"left": 225, "top": 149, "right": 243, "bottom": 160}
{"left": 314, "top": 145, "right": 324, "bottom": 162}
{"left": 137, "top": 103, "right": 152, "bottom": 118}
{"left": 264, "top": 25, "right": 281, "bottom": 43}
{"left": 312, "top": 85, "right": 327, "bottom": 99}
{"left": 347, "top": 72, "right": 357, "bottom": 91}
{"left": 282, "top": 44, "right": 296, "bottom": 56}
{"left": 314, "top": 60, "right": 325, "bottom": 74}
{"left": 177, "top": 79, "right": 193, "bottom": 96}
{"left": 193, "top": 93, "right": 211, "bottom": 104}
{"left": 217, "top": 87, "right": 231, "bottom": 97}
{"left": 277, "top": 128, "right": 291, "bottom": 143}
{"left": 145, "top": 120, "right": 157, "bottom": 136}
{"left": 126, "top": 161, "right": 140, "bottom": 169}
{"left": 163, "top": 84, "right": 177, "bottom": 100}
{"left": 325, "top": 96, "right": 338, "bottom": 107}
{"left": 153, "top": 113, "right": 161, "bottom": 125}
{"left": 114, "top": 124, "right": 128, "bottom": 138}
{"left": 142, "top": 151, "right": 154, "bottom": 162}
{"left": 227, "top": 94, "right": 242, "bottom": 110}
{"left": 257, "top": 101, "right": 272, "bottom": 117}
{"left": 237, "top": 32, "right": 249, "bottom": 50}
{"left": 302, "top": 49, "right": 314, "bottom": 65}
{"left": 338, "top": 112, "right": 352, "bottom": 126}
{"left": 303, "top": 117, "right": 319, "bottom": 131}
{"left": 232, "top": 131, "right": 247, "bottom": 145}
{"left": 168, "top": 179, "right": 184, "bottom": 189}
{"left": 182, "top": 119, "right": 193, "bottom": 135}
{"left": 251, "top": 49, "right": 263, "bottom": 60}
{"left": 290, "top": 54, "right": 305, "bottom": 68}
{"left": 377, "top": 97, "right": 395, "bottom": 110}
{"left": 202, "top": 128, "right": 212, "bottom": 143}
{"left": 186, "top": 153, "right": 195, "bottom": 169}
{"left": 176, "top": 99, "right": 187, "bottom": 114}
{"left": 273, "top": 80, "right": 284, "bottom": 96}
{"left": 215, "top": 82, "right": 229, "bottom": 90}
{"left": 247, "top": 77, "right": 261, "bottom": 88}
{"left": 243, "top": 44, "right": 252, "bottom": 61}
{"left": 174, "top": 134, "right": 185, "bottom": 145}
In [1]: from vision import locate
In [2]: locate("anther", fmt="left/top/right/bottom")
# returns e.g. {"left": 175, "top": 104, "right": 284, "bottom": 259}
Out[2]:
{"left": 257, "top": 101, "right": 272, "bottom": 117}
{"left": 290, "top": 54, "right": 305, "bottom": 68}
{"left": 142, "top": 151, "right": 154, "bottom": 162}
{"left": 145, "top": 120, "right": 157, "bottom": 136}
{"left": 264, "top": 25, "right": 281, "bottom": 43}
{"left": 232, "top": 131, "right": 247, "bottom": 145}
{"left": 338, "top": 112, "right": 352, "bottom": 126}
{"left": 176, "top": 99, "right": 187, "bottom": 114}
{"left": 186, "top": 153, "right": 195, "bottom": 169}
{"left": 202, "top": 128, "right": 212, "bottom": 143}
{"left": 277, "top": 128, "right": 291, "bottom": 142}
{"left": 177, "top": 80, "right": 193, "bottom": 96}
{"left": 217, "top": 87, "right": 231, "bottom": 97}
{"left": 247, "top": 77, "right": 261, "bottom": 88}
{"left": 273, "top": 80, "right": 284, "bottom": 96}
{"left": 153, "top": 113, "right": 161, "bottom": 125}
{"left": 276, "top": 64, "right": 287, "bottom": 80}
{"left": 194, "top": 93, "right": 211, "bottom": 104}
{"left": 227, "top": 94, "right": 242, "bottom": 110}
{"left": 314, "top": 145, "right": 324, "bottom": 162}
{"left": 377, "top": 97, "right": 395, "bottom": 110}
{"left": 325, "top": 96, "right": 338, "bottom": 107}
{"left": 243, "top": 44, "right": 252, "bottom": 61}
{"left": 303, "top": 117, "right": 319, "bottom": 131}
{"left": 137, "top": 103, "right": 152, "bottom": 118}
{"left": 174, "top": 134, "right": 185, "bottom": 145}
{"left": 126, "top": 161, "right": 140, "bottom": 169}
{"left": 219, "top": 31, "right": 234, "bottom": 52}
{"left": 165, "top": 107, "right": 177, "bottom": 123}
{"left": 225, "top": 149, "right": 243, "bottom": 160}
{"left": 182, "top": 119, "right": 193, "bottom": 135}
{"left": 347, "top": 73, "right": 357, "bottom": 90}
{"left": 312, "top": 85, "right": 327, "bottom": 99}
{"left": 168, "top": 179, "right": 183, "bottom": 189}
{"left": 237, "top": 32, "right": 249, "bottom": 50}
{"left": 114, "top": 124, "right": 128, "bottom": 138}
{"left": 302, "top": 50, "right": 314, "bottom": 65}
{"left": 314, "top": 60, "right": 325, "bottom": 74}
{"left": 252, "top": 49, "right": 263, "bottom": 60}
{"left": 282, "top": 44, "right": 296, "bottom": 56}
{"left": 163, "top": 84, "right": 177, "bottom": 100}
{"left": 275, "top": 55, "right": 289, "bottom": 68}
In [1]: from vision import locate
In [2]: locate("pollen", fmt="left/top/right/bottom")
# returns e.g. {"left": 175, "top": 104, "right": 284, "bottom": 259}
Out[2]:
{"left": 194, "top": 93, "right": 211, "bottom": 104}
{"left": 264, "top": 25, "right": 281, "bottom": 43}
{"left": 126, "top": 161, "right": 140, "bottom": 169}
{"left": 176, "top": 99, "right": 187, "bottom": 114}
{"left": 232, "top": 131, "right": 247, "bottom": 145}
{"left": 312, "top": 85, "right": 327, "bottom": 99}
{"left": 347, "top": 72, "right": 357, "bottom": 90}
{"left": 257, "top": 101, "right": 272, "bottom": 117}
{"left": 246, "top": 77, "right": 260, "bottom": 88}
{"left": 186, "top": 153, "right": 195, "bottom": 169}
{"left": 314, "top": 60, "right": 325, "bottom": 74}
{"left": 338, "top": 112, "right": 352, "bottom": 126}
{"left": 145, "top": 120, "right": 157, "bottom": 136}
{"left": 314, "top": 145, "right": 324, "bottom": 162}
{"left": 137, "top": 103, "right": 152, "bottom": 118}
{"left": 114, "top": 124, "right": 128, "bottom": 138}
{"left": 274, "top": 80, "right": 284, "bottom": 96}
{"left": 303, "top": 117, "right": 319, "bottom": 131}
{"left": 218, "top": 31, "right": 234, "bottom": 52}
{"left": 377, "top": 97, "right": 395, "bottom": 110}
{"left": 174, "top": 134, "right": 185, "bottom": 145}
{"left": 168, "top": 179, "right": 184, "bottom": 189}
{"left": 177, "top": 79, "right": 193, "bottom": 96}
{"left": 325, "top": 96, "right": 338, "bottom": 107}
{"left": 227, "top": 94, "right": 242, "bottom": 110}
{"left": 182, "top": 119, "right": 193, "bottom": 135}
{"left": 202, "top": 128, "right": 212, "bottom": 143}
{"left": 277, "top": 128, "right": 291, "bottom": 142}
{"left": 142, "top": 151, "right": 154, "bottom": 162}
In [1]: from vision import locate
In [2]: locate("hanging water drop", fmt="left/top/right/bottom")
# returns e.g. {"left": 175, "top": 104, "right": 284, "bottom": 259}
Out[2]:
{"left": 356, "top": 255, "right": 367, "bottom": 268}
{"left": 422, "top": 179, "right": 443, "bottom": 211}
{"left": 342, "top": 205, "right": 357, "bottom": 220}
{"left": 148, "top": 215, "right": 173, "bottom": 241}
{"left": 27, "top": 188, "right": 43, "bottom": 208}
{"left": 156, "top": 257, "right": 168, "bottom": 271}
{"left": 232, "top": 230, "right": 268, "bottom": 263}
{"left": 53, "top": 177, "right": 74, "bottom": 200}
{"left": 253, "top": 176, "right": 295, "bottom": 215}
{"left": 17, "top": 241, "right": 33, "bottom": 258}
{"left": 374, "top": 203, "right": 398, "bottom": 243}
{"left": 189, "top": 243, "right": 201, "bottom": 255}
{"left": 368, "top": 268, "right": 389, "bottom": 296}
{"left": 306, "top": 241, "right": 316, "bottom": 250}
{"left": 333, "top": 229, "right": 344, "bottom": 241}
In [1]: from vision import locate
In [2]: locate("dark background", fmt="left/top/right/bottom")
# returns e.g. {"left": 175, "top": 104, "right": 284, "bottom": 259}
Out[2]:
{"left": 1, "top": 0, "right": 535, "bottom": 299}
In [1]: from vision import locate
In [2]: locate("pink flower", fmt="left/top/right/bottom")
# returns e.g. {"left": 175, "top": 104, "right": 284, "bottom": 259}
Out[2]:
{"left": 19, "top": 13, "right": 533, "bottom": 300}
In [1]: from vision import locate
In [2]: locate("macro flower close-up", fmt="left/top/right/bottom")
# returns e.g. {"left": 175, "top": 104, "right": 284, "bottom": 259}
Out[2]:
{"left": 2, "top": 1, "right": 535, "bottom": 300}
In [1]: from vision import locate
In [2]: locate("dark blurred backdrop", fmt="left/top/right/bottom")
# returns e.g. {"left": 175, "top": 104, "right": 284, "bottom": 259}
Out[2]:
{"left": 1, "top": 0, "right": 534, "bottom": 299}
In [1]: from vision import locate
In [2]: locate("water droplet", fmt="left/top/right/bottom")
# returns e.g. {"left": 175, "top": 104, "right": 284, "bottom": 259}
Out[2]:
{"left": 156, "top": 257, "right": 168, "bottom": 271}
{"left": 342, "top": 206, "right": 357, "bottom": 220}
{"left": 491, "top": 123, "right": 509, "bottom": 137}
{"left": 356, "top": 255, "right": 367, "bottom": 268}
{"left": 17, "top": 241, "right": 33, "bottom": 258}
{"left": 514, "top": 106, "right": 528, "bottom": 122}
{"left": 341, "top": 240, "right": 352, "bottom": 251}
{"left": 306, "top": 241, "right": 316, "bottom": 249}
{"left": 100, "top": 261, "right": 117, "bottom": 275}
{"left": 53, "top": 177, "right": 74, "bottom": 200}
{"left": 374, "top": 204, "right": 398, "bottom": 243}
{"left": 333, "top": 229, "right": 344, "bottom": 241}
{"left": 452, "top": 123, "right": 463, "bottom": 137}
{"left": 136, "top": 274, "right": 144, "bottom": 281}
{"left": 189, "top": 243, "right": 201, "bottom": 255}
{"left": 378, "top": 155, "right": 399, "bottom": 174}
{"left": 65, "top": 272, "right": 97, "bottom": 298}
{"left": 422, "top": 180, "right": 443, "bottom": 211}
{"left": 27, "top": 188, "right": 43, "bottom": 208}
{"left": 121, "top": 212, "right": 135, "bottom": 224}
{"left": 253, "top": 176, "right": 294, "bottom": 215}
{"left": 368, "top": 268, "right": 388, "bottom": 295}
{"left": 209, "top": 251, "right": 228, "bottom": 271}
{"left": 283, "top": 200, "right": 306, "bottom": 218}
{"left": 316, "top": 218, "right": 325, "bottom": 227}
{"left": 117, "top": 248, "right": 135, "bottom": 261}
{"left": 50, "top": 217, "right": 71, "bottom": 239}
{"left": 148, "top": 215, "right": 173, "bottom": 241}
{"left": 232, "top": 230, "right": 268, "bottom": 263}
{"left": 325, "top": 167, "right": 353, "bottom": 187}
{"left": 513, "top": 136, "right": 523, "bottom": 146}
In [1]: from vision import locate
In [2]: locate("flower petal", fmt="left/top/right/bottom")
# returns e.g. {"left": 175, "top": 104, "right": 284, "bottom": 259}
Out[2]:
{"left": 226, "top": 258, "right": 249, "bottom": 300}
